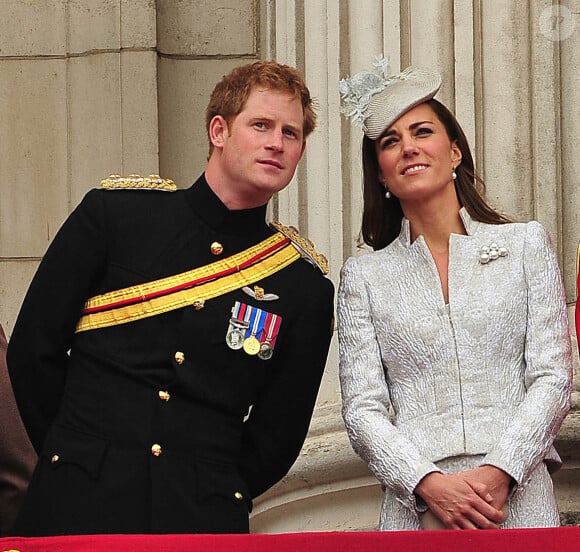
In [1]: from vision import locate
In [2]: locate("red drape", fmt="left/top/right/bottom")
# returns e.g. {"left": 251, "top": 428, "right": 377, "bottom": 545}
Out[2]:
{"left": 1, "top": 527, "right": 579, "bottom": 552}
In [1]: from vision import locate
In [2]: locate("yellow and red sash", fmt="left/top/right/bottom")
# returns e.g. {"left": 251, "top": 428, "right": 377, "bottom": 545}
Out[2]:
{"left": 75, "top": 232, "right": 301, "bottom": 333}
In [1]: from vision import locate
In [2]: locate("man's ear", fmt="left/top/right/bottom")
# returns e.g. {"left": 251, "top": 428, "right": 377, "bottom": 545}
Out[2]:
{"left": 208, "top": 115, "right": 228, "bottom": 149}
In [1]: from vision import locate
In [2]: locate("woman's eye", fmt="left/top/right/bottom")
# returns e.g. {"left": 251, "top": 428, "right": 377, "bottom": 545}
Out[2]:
{"left": 380, "top": 137, "right": 397, "bottom": 149}
{"left": 416, "top": 127, "right": 433, "bottom": 136}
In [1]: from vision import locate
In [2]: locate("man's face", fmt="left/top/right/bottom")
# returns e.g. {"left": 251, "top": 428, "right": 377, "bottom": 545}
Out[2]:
{"left": 211, "top": 87, "right": 306, "bottom": 208}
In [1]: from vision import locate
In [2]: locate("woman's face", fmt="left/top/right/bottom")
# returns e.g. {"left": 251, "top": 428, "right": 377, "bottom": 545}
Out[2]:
{"left": 375, "top": 102, "right": 461, "bottom": 204}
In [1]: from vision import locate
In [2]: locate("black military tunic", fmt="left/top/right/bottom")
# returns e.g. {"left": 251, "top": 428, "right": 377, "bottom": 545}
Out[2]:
{"left": 8, "top": 174, "right": 334, "bottom": 536}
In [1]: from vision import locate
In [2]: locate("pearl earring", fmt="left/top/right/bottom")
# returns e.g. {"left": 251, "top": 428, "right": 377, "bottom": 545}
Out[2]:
{"left": 379, "top": 175, "right": 391, "bottom": 198}
{"left": 452, "top": 167, "right": 457, "bottom": 180}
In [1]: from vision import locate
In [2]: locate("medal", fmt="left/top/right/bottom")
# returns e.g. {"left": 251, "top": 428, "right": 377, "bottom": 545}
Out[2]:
{"left": 225, "top": 301, "right": 281, "bottom": 359}
{"left": 242, "top": 306, "right": 266, "bottom": 356}
{"left": 226, "top": 327, "right": 245, "bottom": 350}
{"left": 226, "top": 302, "right": 249, "bottom": 350}
{"left": 257, "top": 311, "right": 282, "bottom": 361}
{"left": 257, "top": 342, "right": 273, "bottom": 360}
{"left": 243, "top": 336, "right": 261, "bottom": 355}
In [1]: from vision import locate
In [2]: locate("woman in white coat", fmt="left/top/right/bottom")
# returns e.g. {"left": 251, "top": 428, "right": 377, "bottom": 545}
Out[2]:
{"left": 338, "top": 58, "right": 572, "bottom": 530}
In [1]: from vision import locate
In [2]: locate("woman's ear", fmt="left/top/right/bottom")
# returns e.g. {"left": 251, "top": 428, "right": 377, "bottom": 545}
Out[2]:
{"left": 451, "top": 141, "right": 462, "bottom": 167}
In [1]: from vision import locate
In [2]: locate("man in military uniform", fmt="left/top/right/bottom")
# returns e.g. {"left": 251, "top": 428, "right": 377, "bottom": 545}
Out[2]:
{"left": 8, "top": 61, "right": 334, "bottom": 535}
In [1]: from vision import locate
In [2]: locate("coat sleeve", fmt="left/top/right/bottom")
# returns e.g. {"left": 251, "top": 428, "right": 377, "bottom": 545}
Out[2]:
{"left": 0, "top": 323, "right": 37, "bottom": 535}
{"left": 7, "top": 190, "right": 109, "bottom": 454}
{"left": 482, "top": 221, "right": 573, "bottom": 486}
{"left": 338, "top": 257, "right": 440, "bottom": 509}
{"left": 238, "top": 274, "right": 334, "bottom": 499}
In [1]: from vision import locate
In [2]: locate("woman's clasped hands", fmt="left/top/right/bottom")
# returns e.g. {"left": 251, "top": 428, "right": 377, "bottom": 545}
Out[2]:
{"left": 415, "top": 465, "right": 512, "bottom": 530}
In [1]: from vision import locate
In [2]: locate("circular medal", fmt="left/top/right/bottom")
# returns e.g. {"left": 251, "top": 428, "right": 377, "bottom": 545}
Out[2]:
{"left": 257, "top": 342, "right": 273, "bottom": 361}
{"left": 226, "top": 329, "right": 245, "bottom": 350}
{"left": 243, "top": 336, "right": 261, "bottom": 355}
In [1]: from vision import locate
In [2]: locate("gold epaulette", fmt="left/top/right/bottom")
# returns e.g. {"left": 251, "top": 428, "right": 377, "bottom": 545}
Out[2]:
{"left": 270, "top": 222, "right": 329, "bottom": 275}
{"left": 101, "top": 174, "right": 177, "bottom": 192}
{"left": 577, "top": 241, "right": 580, "bottom": 279}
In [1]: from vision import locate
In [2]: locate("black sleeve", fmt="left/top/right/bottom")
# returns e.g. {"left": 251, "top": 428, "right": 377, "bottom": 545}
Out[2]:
{"left": 7, "top": 189, "right": 109, "bottom": 453}
{"left": 238, "top": 275, "right": 335, "bottom": 498}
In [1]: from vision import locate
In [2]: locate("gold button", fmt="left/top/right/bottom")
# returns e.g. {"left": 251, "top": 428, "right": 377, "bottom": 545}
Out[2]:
{"left": 210, "top": 241, "right": 224, "bottom": 255}
{"left": 51, "top": 454, "right": 59, "bottom": 463}
{"left": 234, "top": 491, "right": 243, "bottom": 501}
{"left": 158, "top": 390, "right": 170, "bottom": 402}
{"left": 192, "top": 299, "right": 205, "bottom": 310}
{"left": 174, "top": 351, "right": 185, "bottom": 364}
{"left": 151, "top": 444, "right": 162, "bottom": 457}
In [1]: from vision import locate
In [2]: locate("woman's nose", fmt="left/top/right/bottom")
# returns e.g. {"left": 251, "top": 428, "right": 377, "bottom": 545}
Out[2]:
{"left": 401, "top": 136, "right": 419, "bottom": 156}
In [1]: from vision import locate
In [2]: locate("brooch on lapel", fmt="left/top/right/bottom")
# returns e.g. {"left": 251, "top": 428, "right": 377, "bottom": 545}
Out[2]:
{"left": 478, "top": 242, "right": 508, "bottom": 264}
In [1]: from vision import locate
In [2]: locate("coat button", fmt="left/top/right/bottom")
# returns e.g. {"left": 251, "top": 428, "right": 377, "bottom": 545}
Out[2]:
{"left": 51, "top": 454, "right": 59, "bottom": 463}
{"left": 174, "top": 351, "right": 185, "bottom": 364}
{"left": 210, "top": 241, "right": 224, "bottom": 255}
{"left": 151, "top": 444, "right": 162, "bottom": 457}
{"left": 234, "top": 491, "right": 243, "bottom": 501}
{"left": 158, "top": 390, "right": 171, "bottom": 402}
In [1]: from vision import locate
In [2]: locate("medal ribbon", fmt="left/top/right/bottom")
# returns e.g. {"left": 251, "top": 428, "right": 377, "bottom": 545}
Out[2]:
{"left": 264, "top": 312, "right": 282, "bottom": 348}
{"left": 244, "top": 307, "right": 266, "bottom": 340}
{"left": 233, "top": 301, "right": 247, "bottom": 325}
{"left": 232, "top": 301, "right": 243, "bottom": 321}
{"left": 260, "top": 311, "right": 274, "bottom": 346}
{"left": 228, "top": 301, "right": 249, "bottom": 331}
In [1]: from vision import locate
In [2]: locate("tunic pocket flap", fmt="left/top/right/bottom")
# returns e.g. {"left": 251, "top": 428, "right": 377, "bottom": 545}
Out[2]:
{"left": 196, "top": 462, "right": 252, "bottom": 511}
{"left": 42, "top": 425, "right": 109, "bottom": 479}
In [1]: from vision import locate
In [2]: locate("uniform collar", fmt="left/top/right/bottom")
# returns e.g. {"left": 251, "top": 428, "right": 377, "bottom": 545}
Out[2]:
{"left": 399, "top": 207, "right": 480, "bottom": 247}
{"left": 184, "top": 174, "right": 269, "bottom": 236}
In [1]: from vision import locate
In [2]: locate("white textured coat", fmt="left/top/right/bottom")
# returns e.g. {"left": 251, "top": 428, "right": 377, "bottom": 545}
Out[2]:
{"left": 338, "top": 209, "right": 572, "bottom": 529}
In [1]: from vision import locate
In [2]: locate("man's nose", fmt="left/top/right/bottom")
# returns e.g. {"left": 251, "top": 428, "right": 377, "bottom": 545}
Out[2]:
{"left": 266, "top": 130, "right": 284, "bottom": 151}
